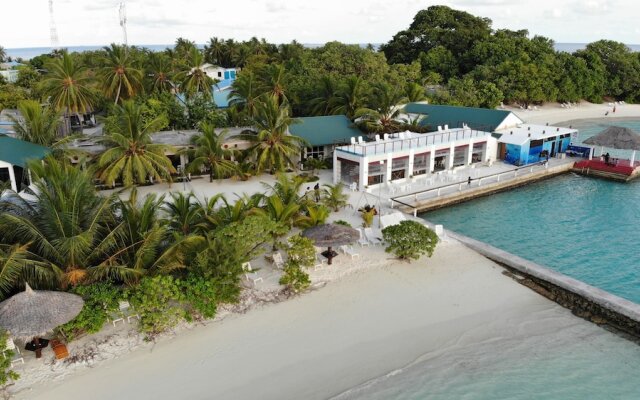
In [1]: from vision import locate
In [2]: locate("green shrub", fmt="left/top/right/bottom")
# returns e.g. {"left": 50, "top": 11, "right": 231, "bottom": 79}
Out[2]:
{"left": 382, "top": 220, "right": 439, "bottom": 261}
{"left": 0, "top": 330, "right": 19, "bottom": 386}
{"left": 286, "top": 235, "right": 316, "bottom": 267}
{"left": 279, "top": 263, "right": 311, "bottom": 293}
{"left": 181, "top": 275, "right": 218, "bottom": 320}
{"left": 334, "top": 220, "right": 351, "bottom": 227}
{"left": 58, "top": 282, "right": 121, "bottom": 341}
{"left": 361, "top": 209, "right": 375, "bottom": 227}
{"left": 128, "top": 276, "right": 185, "bottom": 339}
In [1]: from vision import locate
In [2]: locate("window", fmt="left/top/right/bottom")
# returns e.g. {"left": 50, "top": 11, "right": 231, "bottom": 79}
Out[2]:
{"left": 217, "top": 71, "right": 222, "bottom": 78}
{"left": 305, "top": 146, "right": 325, "bottom": 159}
{"left": 413, "top": 153, "right": 428, "bottom": 175}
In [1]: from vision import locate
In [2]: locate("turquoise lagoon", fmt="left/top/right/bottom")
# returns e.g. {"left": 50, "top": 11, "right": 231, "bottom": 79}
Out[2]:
{"left": 336, "top": 119, "right": 640, "bottom": 400}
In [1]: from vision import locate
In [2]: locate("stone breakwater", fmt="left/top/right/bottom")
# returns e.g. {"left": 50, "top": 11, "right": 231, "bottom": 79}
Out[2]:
{"left": 448, "top": 230, "right": 640, "bottom": 341}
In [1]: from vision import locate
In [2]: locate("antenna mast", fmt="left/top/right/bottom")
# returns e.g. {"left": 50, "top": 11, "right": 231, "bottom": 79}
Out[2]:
{"left": 49, "top": 0, "right": 59, "bottom": 49}
{"left": 119, "top": 2, "right": 128, "bottom": 46}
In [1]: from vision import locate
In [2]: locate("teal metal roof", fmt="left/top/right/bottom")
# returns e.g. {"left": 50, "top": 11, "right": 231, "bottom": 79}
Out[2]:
{"left": 0, "top": 135, "right": 50, "bottom": 168}
{"left": 404, "top": 103, "right": 513, "bottom": 132}
{"left": 289, "top": 115, "right": 362, "bottom": 147}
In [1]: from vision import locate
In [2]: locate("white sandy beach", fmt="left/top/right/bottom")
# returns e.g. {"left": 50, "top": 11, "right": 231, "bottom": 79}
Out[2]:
{"left": 10, "top": 102, "right": 640, "bottom": 399}
{"left": 510, "top": 101, "right": 640, "bottom": 125}
{"left": 17, "top": 241, "right": 577, "bottom": 400}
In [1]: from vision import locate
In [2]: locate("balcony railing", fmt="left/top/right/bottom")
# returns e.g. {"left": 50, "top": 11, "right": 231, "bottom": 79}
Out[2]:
{"left": 335, "top": 129, "right": 490, "bottom": 157}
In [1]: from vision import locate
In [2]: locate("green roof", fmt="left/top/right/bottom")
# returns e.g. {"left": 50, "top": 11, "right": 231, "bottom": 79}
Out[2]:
{"left": 404, "top": 103, "right": 514, "bottom": 132}
{"left": 289, "top": 115, "right": 362, "bottom": 147}
{"left": 0, "top": 135, "right": 50, "bottom": 168}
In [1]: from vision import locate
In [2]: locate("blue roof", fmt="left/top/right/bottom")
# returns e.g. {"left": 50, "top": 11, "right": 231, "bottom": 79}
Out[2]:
{"left": 404, "top": 103, "right": 515, "bottom": 132}
{"left": 213, "top": 88, "right": 231, "bottom": 108}
{"left": 214, "top": 79, "right": 234, "bottom": 90}
{"left": 289, "top": 115, "right": 362, "bottom": 147}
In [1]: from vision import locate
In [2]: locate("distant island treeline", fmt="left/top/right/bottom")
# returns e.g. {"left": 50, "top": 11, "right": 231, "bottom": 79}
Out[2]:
{"left": 6, "top": 43, "right": 640, "bottom": 60}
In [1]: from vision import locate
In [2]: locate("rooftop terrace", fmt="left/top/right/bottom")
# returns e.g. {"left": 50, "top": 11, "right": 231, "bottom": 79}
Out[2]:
{"left": 335, "top": 128, "right": 491, "bottom": 157}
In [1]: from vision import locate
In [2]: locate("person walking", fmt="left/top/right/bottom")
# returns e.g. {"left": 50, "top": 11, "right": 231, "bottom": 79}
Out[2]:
{"left": 314, "top": 183, "right": 321, "bottom": 202}
{"left": 468, "top": 176, "right": 472, "bottom": 186}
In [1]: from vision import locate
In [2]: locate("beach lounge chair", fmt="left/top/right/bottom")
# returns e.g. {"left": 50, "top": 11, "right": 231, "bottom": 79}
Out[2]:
{"left": 4, "top": 338, "right": 24, "bottom": 367}
{"left": 242, "top": 262, "right": 263, "bottom": 286}
{"left": 356, "top": 228, "right": 370, "bottom": 247}
{"left": 340, "top": 245, "right": 360, "bottom": 260}
{"left": 364, "top": 228, "right": 383, "bottom": 246}
{"left": 272, "top": 252, "right": 285, "bottom": 269}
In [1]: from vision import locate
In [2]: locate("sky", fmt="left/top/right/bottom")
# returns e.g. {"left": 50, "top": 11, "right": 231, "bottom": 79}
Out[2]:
{"left": 2, "top": 0, "right": 640, "bottom": 49}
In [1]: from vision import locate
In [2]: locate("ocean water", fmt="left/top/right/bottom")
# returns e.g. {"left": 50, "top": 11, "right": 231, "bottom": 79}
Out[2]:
{"left": 336, "top": 118, "right": 640, "bottom": 400}
{"left": 335, "top": 310, "right": 640, "bottom": 400}
{"left": 425, "top": 118, "right": 640, "bottom": 304}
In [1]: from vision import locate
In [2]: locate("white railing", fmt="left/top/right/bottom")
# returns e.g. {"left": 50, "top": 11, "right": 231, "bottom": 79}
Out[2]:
{"left": 336, "top": 129, "right": 490, "bottom": 157}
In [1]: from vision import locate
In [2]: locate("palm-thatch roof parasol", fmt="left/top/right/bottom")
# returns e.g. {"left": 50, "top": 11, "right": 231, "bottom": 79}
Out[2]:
{"left": 583, "top": 126, "right": 640, "bottom": 150}
{"left": 302, "top": 224, "right": 360, "bottom": 248}
{"left": 302, "top": 223, "right": 360, "bottom": 264}
{"left": 0, "top": 284, "right": 84, "bottom": 340}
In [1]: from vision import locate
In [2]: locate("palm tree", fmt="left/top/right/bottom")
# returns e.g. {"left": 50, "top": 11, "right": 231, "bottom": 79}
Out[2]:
{"left": 204, "top": 37, "right": 225, "bottom": 65}
{"left": 97, "top": 100, "right": 176, "bottom": 186}
{"left": 309, "top": 76, "right": 337, "bottom": 116}
{"left": 261, "top": 173, "right": 306, "bottom": 205}
{"left": 10, "top": 100, "right": 62, "bottom": 146}
{"left": 406, "top": 82, "right": 427, "bottom": 103}
{"left": 241, "top": 95, "right": 306, "bottom": 174}
{"left": 297, "top": 204, "right": 330, "bottom": 228}
{"left": 99, "top": 44, "right": 143, "bottom": 104}
{"left": 162, "top": 192, "right": 203, "bottom": 237}
{"left": 188, "top": 122, "right": 237, "bottom": 182}
{"left": 229, "top": 71, "right": 259, "bottom": 117}
{"left": 250, "top": 195, "right": 301, "bottom": 249}
{"left": 0, "top": 244, "right": 54, "bottom": 298}
{"left": 115, "top": 189, "right": 195, "bottom": 276}
{"left": 0, "top": 158, "right": 137, "bottom": 287}
{"left": 354, "top": 82, "right": 407, "bottom": 133}
{"left": 258, "top": 64, "right": 287, "bottom": 104}
{"left": 39, "top": 50, "right": 94, "bottom": 130}
{"left": 0, "top": 46, "right": 6, "bottom": 63}
{"left": 331, "top": 76, "right": 368, "bottom": 120}
{"left": 176, "top": 47, "right": 214, "bottom": 101}
{"left": 322, "top": 183, "right": 349, "bottom": 211}
{"left": 145, "top": 53, "right": 174, "bottom": 94}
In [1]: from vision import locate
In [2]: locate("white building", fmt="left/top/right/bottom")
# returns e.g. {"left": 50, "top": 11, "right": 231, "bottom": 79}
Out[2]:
{"left": 333, "top": 128, "right": 496, "bottom": 191}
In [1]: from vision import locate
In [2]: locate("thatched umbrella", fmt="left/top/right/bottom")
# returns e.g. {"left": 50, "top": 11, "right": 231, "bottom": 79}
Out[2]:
{"left": 302, "top": 224, "right": 360, "bottom": 264}
{"left": 0, "top": 284, "right": 84, "bottom": 358}
{"left": 583, "top": 126, "right": 640, "bottom": 165}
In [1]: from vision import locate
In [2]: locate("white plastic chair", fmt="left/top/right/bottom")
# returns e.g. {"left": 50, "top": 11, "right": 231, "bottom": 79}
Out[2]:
{"left": 350, "top": 137, "right": 356, "bottom": 145}
{"left": 272, "top": 252, "right": 285, "bottom": 269}
{"left": 118, "top": 301, "right": 140, "bottom": 324}
{"left": 242, "top": 262, "right": 263, "bottom": 286}
{"left": 313, "top": 254, "right": 327, "bottom": 270}
{"left": 375, "top": 134, "right": 381, "bottom": 142}
{"left": 4, "top": 338, "right": 24, "bottom": 367}
{"left": 349, "top": 182, "right": 358, "bottom": 192}
{"left": 357, "top": 136, "right": 364, "bottom": 144}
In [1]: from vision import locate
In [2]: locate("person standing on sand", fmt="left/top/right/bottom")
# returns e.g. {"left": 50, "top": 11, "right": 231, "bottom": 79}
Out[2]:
{"left": 613, "top": 106, "right": 616, "bottom": 113}
{"left": 314, "top": 183, "right": 320, "bottom": 201}
{"left": 468, "top": 176, "right": 472, "bottom": 186}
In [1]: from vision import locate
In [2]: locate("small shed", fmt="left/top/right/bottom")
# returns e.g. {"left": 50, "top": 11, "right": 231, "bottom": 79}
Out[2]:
{"left": 0, "top": 135, "right": 50, "bottom": 192}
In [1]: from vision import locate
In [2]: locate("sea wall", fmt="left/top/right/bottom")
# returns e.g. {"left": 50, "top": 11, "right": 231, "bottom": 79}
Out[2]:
{"left": 446, "top": 231, "right": 640, "bottom": 340}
